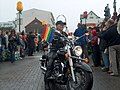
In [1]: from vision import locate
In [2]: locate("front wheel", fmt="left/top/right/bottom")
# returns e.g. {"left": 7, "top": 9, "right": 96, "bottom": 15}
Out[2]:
{"left": 67, "top": 69, "right": 93, "bottom": 90}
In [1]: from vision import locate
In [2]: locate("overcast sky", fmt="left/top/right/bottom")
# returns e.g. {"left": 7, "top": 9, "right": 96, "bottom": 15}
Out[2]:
{"left": 0, "top": 0, "right": 120, "bottom": 31}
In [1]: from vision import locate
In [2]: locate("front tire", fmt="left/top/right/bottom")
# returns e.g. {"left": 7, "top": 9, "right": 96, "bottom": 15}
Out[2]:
{"left": 67, "top": 69, "right": 93, "bottom": 90}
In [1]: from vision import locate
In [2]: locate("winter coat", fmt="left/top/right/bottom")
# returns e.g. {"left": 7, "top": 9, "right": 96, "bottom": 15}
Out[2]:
{"left": 74, "top": 28, "right": 86, "bottom": 45}
{"left": 98, "top": 30, "right": 107, "bottom": 51}
{"left": 27, "top": 34, "right": 36, "bottom": 49}
{"left": 101, "top": 24, "right": 120, "bottom": 47}
{"left": 90, "top": 30, "right": 98, "bottom": 46}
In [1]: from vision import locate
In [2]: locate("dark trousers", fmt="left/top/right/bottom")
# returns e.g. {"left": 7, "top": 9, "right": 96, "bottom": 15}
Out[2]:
{"left": 92, "top": 45, "right": 101, "bottom": 66}
{"left": 28, "top": 48, "right": 34, "bottom": 56}
{"left": 81, "top": 44, "right": 88, "bottom": 58}
{"left": 44, "top": 51, "right": 56, "bottom": 89}
{"left": 11, "top": 50, "right": 15, "bottom": 63}
{"left": 0, "top": 49, "right": 2, "bottom": 61}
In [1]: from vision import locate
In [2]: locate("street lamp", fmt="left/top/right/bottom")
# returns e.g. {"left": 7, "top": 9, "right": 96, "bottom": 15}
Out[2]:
{"left": 56, "top": 15, "right": 68, "bottom": 33}
{"left": 16, "top": 1, "right": 23, "bottom": 32}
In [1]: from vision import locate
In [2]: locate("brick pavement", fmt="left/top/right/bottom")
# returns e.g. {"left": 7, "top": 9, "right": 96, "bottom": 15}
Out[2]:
{"left": 92, "top": 67, "right": 120, "bottom": 90}
{"left": 0, "top": 54, "right": 44, "bottom": 90}
{"left": 0, "top": 53, "right": 120, "bottom": 90}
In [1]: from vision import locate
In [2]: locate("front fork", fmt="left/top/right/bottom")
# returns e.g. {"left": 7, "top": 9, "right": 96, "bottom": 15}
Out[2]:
{"left": 67, "top": 47, "right": 76, "bottom": 82}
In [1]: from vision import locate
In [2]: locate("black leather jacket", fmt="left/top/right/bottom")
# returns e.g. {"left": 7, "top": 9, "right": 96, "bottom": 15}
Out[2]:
{"left": 51, "top": 31, "right": 67, "bottom": 51}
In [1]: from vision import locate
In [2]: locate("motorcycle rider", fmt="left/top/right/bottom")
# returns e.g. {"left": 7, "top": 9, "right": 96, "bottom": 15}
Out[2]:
{"left": 45, "top": 21, "right": 67, "bottom": 90}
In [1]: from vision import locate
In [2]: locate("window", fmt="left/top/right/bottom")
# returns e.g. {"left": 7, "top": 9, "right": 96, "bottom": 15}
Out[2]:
{"left": 90, "top": 17, "right": 94, "bottom": 19}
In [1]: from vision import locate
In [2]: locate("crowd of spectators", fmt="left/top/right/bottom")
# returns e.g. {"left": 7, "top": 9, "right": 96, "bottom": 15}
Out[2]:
{"left": 74, "top": 14, "right": 120, "bottom": 76}
{"left": 0, "top": 30, "right": 42, "bottom": 63}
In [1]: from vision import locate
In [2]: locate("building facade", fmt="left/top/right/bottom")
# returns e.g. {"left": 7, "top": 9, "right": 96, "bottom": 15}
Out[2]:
{"left": 25, "top": 18, "right": 44, "bottom": 34}
{"left": 0, "top": 21, "right": 16, "bottom": 31}
{"left": 15, "top": 8, "right": 55, "bottom": 33}
{"left": 81, "top": 11, "right": 104, "bottom": 28}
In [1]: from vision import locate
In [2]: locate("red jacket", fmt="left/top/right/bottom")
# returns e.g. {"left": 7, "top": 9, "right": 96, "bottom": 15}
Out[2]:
{"left": 91, "top": 30, "right": 98, "bottom": 46}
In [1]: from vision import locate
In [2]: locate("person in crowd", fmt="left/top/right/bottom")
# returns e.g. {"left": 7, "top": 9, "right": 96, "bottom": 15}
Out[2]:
{"left": 8, "top": 30, "right": 19, "bottom": 63}
{"left": 19, "top": 34, "right": 25, "bottom": 59}
{"left": 27, "top": 31, "right": 36, "bottom": 56}
{"left": 89, "top": 29, "right": 101, "bottom": 67}
{"left": 2, "top": 31, "right": 7, "bottom": 49}
{"left": 99, "top": 25, "right": 109, "bottom": 72}
{"left": 21, "top": 31, "right": 27, "bottom": 49}
{"left": 0, "top": 31, "right": 4, "bottom": 62}
{"left": 38, "top": 33, "right": 42, "bottom": 51}
{"left": 117, "top": 14, "right": 120, "bottom": 34}
{"left": 101, "top": 18, "right": 120, "bottom": 76}
{"left": 35, "top": 33, "right": 39, "bottom": 52}
{"left": 74, "top": 23, "right": 87, "bottom": 58}
{"left": 21, "top": 31, "right": 27, "bottom": 57}
{"left": 16, "top": 32, "right": 22, "bottom": 60}
{"left": 86, "top": 27, "right": 93, "bottom": 55}
{"left": 4, "top": 31, "right": 9, "bottom": 49}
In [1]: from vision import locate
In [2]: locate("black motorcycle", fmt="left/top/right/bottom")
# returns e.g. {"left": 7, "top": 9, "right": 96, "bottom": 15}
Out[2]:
{"left": 40, "top": 36, "right": 93, "bottom": 90}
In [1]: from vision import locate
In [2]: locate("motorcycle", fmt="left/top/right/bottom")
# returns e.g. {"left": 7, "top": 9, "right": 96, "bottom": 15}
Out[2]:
{"left": 40, "top": 34, "right": 93, "bottom": 90}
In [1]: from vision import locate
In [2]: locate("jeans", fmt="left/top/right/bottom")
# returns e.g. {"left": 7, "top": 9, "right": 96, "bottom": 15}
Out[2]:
{"left": 102, "top": 52, "right": 109, "bottom": 68}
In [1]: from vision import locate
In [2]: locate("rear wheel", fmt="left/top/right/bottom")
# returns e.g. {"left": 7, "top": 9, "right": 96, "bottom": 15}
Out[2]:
{"left": 67, "top": 69, "right": 93, "bottom": 90}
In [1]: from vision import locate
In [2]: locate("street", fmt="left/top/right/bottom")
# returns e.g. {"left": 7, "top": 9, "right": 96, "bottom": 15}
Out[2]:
{"left": 0, "top": 52, "right": 120, "bottom": 90}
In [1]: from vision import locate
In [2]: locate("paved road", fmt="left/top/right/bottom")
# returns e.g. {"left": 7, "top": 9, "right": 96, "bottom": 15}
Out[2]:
{"left": 0, "top": 53, "right": 120, "bottom": 90}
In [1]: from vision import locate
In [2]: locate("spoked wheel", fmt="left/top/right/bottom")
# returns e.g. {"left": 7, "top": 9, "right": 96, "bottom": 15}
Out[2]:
{"left": 67, "top": 69, "right": 93, "bottom": 90}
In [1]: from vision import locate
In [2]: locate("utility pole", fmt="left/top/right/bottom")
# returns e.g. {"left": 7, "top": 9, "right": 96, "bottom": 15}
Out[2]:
{"left": 16, "top": 1, "right": 23, "bottom": 32}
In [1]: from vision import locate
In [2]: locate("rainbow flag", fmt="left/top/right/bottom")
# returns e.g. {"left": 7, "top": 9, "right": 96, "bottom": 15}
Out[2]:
{"left": 42, "top": 25, "right": 55, "bottom": 43}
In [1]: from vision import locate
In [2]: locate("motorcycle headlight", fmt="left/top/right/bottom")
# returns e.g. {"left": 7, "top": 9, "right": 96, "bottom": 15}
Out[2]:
{"left": 73, "top": 46, "right": 82, "bottom": 56}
